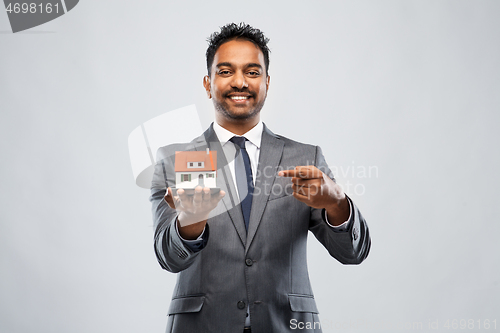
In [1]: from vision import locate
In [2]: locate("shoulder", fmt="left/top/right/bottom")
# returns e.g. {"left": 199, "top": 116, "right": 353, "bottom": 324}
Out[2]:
{"left": 274, "top": 133, "right": 317, "bottom": 151}
{"left": 263, "top": 125, "right": 320, "bottom": 163}
{"left": 264, "top": 124, "right": 318, "bottom": 152}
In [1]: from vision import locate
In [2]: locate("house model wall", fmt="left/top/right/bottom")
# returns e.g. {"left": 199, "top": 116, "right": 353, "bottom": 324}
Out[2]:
{"left": 174, "top": 149, "right": 217, "bottom": 189}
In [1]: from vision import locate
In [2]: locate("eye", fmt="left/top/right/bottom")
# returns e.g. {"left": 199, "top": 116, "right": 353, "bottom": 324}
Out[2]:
{"left": 247, "top": 71, "right": 260, "bottom": 77}
{"left": 218, "top": 70, "right": 232, "bottom": 76}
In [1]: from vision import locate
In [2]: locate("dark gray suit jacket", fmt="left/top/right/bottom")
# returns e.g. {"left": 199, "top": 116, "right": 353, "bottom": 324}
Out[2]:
{"left": 150, "top": 124, "right": 370, "bottom": 333}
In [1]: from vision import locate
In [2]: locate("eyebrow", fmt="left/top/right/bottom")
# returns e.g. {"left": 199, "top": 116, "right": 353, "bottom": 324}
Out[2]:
{"left": 246, "top": 63, "right": 263, "bottom": 70}
{"left": 216, "top": 62, "right": 263, "bottom": 70}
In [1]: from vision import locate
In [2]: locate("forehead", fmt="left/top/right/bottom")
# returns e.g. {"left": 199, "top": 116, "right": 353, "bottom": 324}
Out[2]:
{"left": 213, "top": 39, "right": 265, "bottom": 68}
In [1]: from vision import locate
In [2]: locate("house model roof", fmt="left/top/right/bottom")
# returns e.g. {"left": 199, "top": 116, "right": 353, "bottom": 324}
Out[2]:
{"left": 174, "top": 150, "right": 217, "bottom": 172}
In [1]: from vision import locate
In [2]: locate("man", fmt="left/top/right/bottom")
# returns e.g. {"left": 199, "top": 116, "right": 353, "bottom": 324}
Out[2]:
{"left": 150, "top": 23, "right": 370, "bottom": 333}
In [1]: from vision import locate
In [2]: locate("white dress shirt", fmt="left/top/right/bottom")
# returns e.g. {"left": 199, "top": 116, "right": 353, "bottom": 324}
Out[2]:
{"left": 213, "top": 121, "right": 262, "bottom": 192}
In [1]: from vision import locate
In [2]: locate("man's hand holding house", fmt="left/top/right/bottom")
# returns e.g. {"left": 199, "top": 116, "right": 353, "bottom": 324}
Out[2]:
{"left": 164, "top": 149, "right": 225, "bottom": 240}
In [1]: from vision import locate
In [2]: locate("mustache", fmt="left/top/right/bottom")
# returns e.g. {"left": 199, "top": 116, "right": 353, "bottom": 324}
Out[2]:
{"left": 222, "top": 88, "right": 255, "bottom": 98}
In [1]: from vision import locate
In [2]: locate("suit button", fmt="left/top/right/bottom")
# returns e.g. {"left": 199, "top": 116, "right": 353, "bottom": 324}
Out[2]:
{"left": 237, "top": 301, "right": 246, "bottom": 309}
{"left": 245, "top": 258, "right": 253, "bottom": 266}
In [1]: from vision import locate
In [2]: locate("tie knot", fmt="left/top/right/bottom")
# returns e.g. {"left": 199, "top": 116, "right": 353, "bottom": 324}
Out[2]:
{"left": 230, "top": 136, "right": 247, "bottom": 149}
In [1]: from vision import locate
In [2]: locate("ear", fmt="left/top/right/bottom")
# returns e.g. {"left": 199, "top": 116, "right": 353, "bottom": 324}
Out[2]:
{"left": 203, "top": 75, "right": 211, "bottom": 99}
{"left": 266, "top": 75, "right": 270, "bottom": 92}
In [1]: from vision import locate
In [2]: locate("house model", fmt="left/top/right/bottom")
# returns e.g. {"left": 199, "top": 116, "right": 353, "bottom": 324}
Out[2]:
{"left": 174, "top": 149, "right": 217, "bottom": 189}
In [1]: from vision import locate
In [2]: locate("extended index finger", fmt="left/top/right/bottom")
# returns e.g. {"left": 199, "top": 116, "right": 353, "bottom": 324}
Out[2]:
{"left": 278, "top": 166, "right": 323, "bottom": 179}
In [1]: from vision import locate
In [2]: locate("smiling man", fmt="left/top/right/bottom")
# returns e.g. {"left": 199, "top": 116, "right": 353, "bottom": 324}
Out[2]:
{"left": 150, "top": 23, "right": 371, "bottom": 333}
{"left": 203, "top": 38, "right": 269, "bottom": 134}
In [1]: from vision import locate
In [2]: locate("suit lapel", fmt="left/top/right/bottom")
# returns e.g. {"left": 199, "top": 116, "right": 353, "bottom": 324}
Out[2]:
{"left": 198, "top": 124, "right": 247, "bottom": 246}
{"left": 245, "top": 124, "right": 284, "bottom": 253}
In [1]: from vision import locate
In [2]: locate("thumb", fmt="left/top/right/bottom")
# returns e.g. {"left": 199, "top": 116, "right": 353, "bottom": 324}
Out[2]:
{"left": 164, "top": 187, "right": 176, "bottom": 209}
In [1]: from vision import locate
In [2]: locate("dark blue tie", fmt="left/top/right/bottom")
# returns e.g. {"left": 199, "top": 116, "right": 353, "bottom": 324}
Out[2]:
{"left": 230, "top": 136, "right": 254, "bottom": 231}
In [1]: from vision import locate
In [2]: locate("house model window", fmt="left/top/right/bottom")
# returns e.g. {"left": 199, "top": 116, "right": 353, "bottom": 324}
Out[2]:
{"left": 187, "top": 162, "right": 204, "bottom": 168}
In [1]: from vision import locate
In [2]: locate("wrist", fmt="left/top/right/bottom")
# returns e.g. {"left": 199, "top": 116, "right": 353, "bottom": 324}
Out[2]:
{"left": 325, "top": 192, "right": 346, "bottom": 210}
{"left": 178, "top": 211, "right": 209, "bottom": 227}
{"left": 325, "top": 196, "right": 349, "bottom": 226}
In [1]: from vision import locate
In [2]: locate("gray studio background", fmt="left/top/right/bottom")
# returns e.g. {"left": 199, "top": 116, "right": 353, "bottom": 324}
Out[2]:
{"left": 1, "top": 1, "right": 499, "bottom": 332}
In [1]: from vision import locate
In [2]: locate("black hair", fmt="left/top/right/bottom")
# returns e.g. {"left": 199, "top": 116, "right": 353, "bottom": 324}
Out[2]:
{"left": 206, "top": 22, "right": 270, "bottom": 76}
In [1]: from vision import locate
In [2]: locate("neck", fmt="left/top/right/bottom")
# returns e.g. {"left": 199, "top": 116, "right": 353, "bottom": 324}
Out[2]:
{"left": 215, "top": 115, "right": 260, "bottom": 135}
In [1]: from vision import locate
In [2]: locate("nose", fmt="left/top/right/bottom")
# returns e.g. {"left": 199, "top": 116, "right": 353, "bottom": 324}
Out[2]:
{"left": 231, "top": 71, "right": 248, "bottom": 89}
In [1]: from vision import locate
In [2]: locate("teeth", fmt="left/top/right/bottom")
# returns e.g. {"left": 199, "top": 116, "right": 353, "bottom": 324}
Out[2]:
{"left": 230, "top": 96, "right": 248, "bottom": 100}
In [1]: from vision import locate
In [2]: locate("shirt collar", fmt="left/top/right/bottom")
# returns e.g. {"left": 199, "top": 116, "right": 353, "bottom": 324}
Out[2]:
{"left": 213, "top": 121, "right": 263, "bottom": 149}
